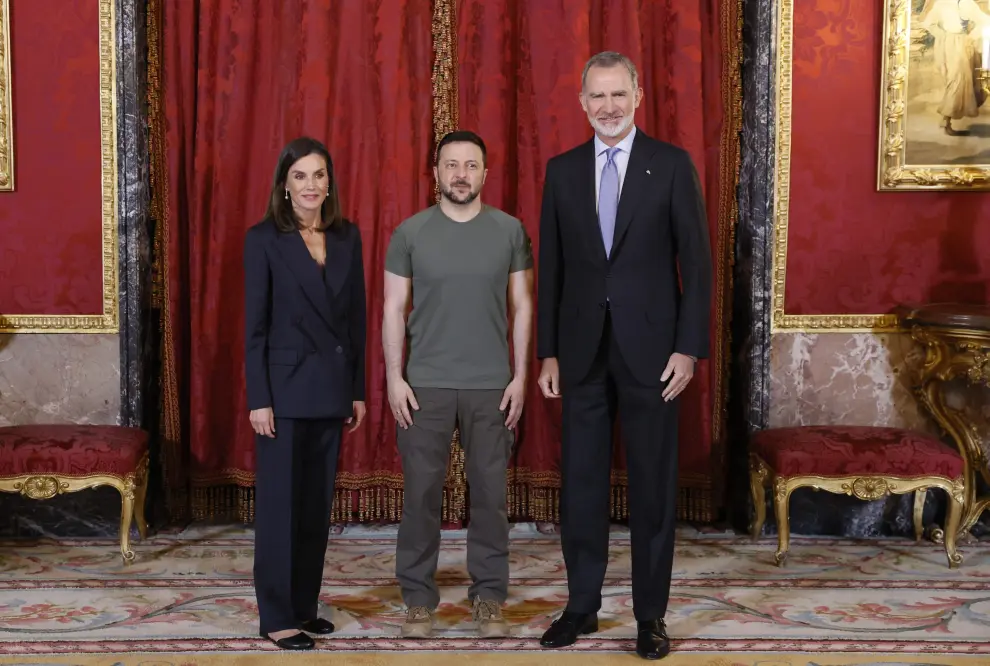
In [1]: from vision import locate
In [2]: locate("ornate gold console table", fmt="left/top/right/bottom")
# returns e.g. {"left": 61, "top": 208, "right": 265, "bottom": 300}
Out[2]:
{"left": 906, "top": 303, "right": 990, "bottom": 536}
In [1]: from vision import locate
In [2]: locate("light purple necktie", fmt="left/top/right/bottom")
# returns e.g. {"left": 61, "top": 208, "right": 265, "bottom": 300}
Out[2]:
{"left": 598, "top": 147, "right": 620, "bottom": 257}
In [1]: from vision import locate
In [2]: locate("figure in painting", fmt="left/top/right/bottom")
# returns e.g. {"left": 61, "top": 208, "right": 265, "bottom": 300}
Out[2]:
{"left": 917, "top": 0, "right": 990, "bottom": 134}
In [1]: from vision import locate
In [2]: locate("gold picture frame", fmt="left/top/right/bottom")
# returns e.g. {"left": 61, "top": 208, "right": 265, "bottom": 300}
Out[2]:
{"left": 772, "top": 0, "right": 900, "bottom": 332}
{"left": 877, "top": 0, "right": 990, "bottom": 191}
{"left": 0, "top": 0, "right": 13, "bottom": 192}
{"left": 0, "top": 0, "right": 118, "bottom": 333}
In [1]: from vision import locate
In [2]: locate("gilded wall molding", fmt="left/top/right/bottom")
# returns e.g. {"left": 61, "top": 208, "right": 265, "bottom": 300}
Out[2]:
{"left": 0, "top": 0, "right": 118, "bottom": 332}
{"left": 0, "top": 0, "right": 13, "bottom": 191}
{"left": 771, "top": 0, "right": 900, "bottom": 333}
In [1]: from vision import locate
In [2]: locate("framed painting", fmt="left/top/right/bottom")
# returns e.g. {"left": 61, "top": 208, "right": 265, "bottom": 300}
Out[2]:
{"left": 878, "top": 0, "right": 990, "bottom": 190}
{"left": 1, "top": 0, "right": 12, "bottom": 192}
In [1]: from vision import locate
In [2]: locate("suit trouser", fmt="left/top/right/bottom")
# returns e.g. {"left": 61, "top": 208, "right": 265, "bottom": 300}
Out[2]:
{"left": 254, "top": 417, "right": 342, "bottom": 635}
{"left": 395, "top": 387, "right": 514, "bottom": 609}
{"left": 560, "top": 312, "right": 680, "bottom": 621}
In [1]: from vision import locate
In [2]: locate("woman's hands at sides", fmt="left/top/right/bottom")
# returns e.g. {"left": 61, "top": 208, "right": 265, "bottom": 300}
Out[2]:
{"left": 250, "top": 401, "right": 366, "bottom": 437}
{"left": 346, "top": 401, "right": 366, "bottom": 432}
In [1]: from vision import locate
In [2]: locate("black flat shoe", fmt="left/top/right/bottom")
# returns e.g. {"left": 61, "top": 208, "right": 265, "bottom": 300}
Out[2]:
{"left": 261, "top": 631, "right": 315, "bottom": 650}
{"left": 539, "top": 611, "right": 598, "bottom": 648}
{"left": 300, "top": 617, "right": 335, "bottom": 634}
{"left": 635, "top": 619, "right": 670, "bottom": 660}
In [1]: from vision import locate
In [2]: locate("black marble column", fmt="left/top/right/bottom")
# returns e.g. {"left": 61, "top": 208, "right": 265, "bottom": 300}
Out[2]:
{"left": 117, "top": 0, "right": 151, "bottom": 429}
{"left": 727, "top": 0, "right": 776, "bottom": 532}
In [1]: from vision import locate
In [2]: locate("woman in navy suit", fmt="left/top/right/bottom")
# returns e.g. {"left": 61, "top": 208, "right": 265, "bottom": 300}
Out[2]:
{"left": 243, "top": 136, "right": 367, "bottom": 650}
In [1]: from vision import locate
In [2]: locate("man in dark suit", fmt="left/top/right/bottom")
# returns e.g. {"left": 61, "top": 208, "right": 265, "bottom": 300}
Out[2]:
{"left": 536, "top": 51, "right": 712, "bottom": 660}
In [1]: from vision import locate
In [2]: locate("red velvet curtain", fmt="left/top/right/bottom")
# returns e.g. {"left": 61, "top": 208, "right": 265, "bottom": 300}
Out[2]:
{"left": 150, "top": 0, "right": 738, "bottom": 524}
{"left": 456, "top": 0, "right": 739, "bottom": 522}
{"left": 151, "top": 0, "right": 435, "bottom": 522}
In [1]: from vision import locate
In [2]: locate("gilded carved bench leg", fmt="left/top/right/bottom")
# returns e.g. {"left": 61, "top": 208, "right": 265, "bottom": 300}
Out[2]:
{"left": 0, "top": 449, "right": 148, "bottom": 564}
{"left": 748, "top": 454, "right": 770, "bottom": 539}
{"left": 913, "top": 489, "right": 926, "bottom": 542}
{"left": 944, "top": 478, "right": 965, "bottom": 569}
{"left": 773, "top": 477, "right": 792, "bottom": 566}
{"left": 117, "top": 475, "right": 137, "bottom": 563}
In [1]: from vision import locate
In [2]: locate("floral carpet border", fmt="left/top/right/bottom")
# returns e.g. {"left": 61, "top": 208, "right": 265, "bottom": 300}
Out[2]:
{"left": 2, "top": 578, "right": 988, "bottom": 591}
{"left": 3, "top": 638, "right": 989, "bottom": 655}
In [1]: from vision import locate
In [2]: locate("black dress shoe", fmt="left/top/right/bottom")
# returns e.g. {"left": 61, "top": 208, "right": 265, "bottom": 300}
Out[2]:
{"left": 300, "top": 618, "right": 335, "bottom": 634}
{"left": 261, "top": 631, "right": 315, "bottom": 650}
{"left": 635, "top": 619, "right": 671, "bottom": 660}
{"left": 539, "top": 611, "right": 599, "bottom": 648}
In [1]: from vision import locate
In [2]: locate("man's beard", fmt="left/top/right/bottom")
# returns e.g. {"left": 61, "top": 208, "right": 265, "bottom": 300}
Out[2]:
{"left": 441, "top": 181, "right": 480, "bottom": 204}
{"left": 589, "top": 112, "right": 633, "bottom": 138}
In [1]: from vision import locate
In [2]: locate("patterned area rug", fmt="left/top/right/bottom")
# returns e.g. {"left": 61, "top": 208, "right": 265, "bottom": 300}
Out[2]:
{"left": 0, "top": 523, "right": 988, "bottom": 660}
{"left": 1, "top": 654, "right": 989, "bottom": 665}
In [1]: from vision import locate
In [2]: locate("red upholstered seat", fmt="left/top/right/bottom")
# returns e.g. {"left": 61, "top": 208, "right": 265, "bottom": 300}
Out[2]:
{"left": 751, "top": 426, "right": 963, "bottom": 478}
{"left": 0, "top": 425, "right": 149, "bottom": 477}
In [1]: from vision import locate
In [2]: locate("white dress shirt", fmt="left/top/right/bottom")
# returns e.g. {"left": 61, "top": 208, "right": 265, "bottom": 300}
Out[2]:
{"left": 594, "top": 125, "right": 637, "bottom": 211}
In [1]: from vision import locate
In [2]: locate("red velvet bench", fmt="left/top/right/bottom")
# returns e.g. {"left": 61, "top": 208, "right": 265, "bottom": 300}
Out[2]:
{"left": 0, "top": 425, "right": 150, "bottom": 563}
{"left": 748, "top": 425, "right": 965, "bottom": 568}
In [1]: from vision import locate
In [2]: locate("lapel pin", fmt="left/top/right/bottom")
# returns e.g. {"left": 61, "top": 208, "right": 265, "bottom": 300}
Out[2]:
{"left": 646, "top": 169, "right": 651, "bottom": 175}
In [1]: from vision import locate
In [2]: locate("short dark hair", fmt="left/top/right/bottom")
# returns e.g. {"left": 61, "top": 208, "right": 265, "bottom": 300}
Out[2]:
{"left": 265, "top": 136, "right": 344, "bottom": 233}
{"left": 435, "top": 130, "right": 487, "bottom": 166}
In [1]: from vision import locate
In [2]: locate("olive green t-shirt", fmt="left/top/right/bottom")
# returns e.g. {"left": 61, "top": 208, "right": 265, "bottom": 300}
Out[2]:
{"left": 385, "top": 205, "right": 534, "bottom": 389}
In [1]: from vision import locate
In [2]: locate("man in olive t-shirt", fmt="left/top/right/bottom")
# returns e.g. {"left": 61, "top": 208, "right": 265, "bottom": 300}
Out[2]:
{"left": 382, "top": 130, "right": 534, "bottom": 639}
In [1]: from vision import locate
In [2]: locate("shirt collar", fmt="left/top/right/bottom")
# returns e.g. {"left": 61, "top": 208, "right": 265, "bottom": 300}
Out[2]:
{"left": 595, "top": 125, "right": 637, "bottom": 157}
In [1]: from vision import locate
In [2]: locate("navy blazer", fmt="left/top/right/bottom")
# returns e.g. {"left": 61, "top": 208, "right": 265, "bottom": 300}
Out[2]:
{"left": 243, "top": 217, "right": 367, "bottom": 420}
{"left": 536, "top": 131, "right": 712, "bottom": 387}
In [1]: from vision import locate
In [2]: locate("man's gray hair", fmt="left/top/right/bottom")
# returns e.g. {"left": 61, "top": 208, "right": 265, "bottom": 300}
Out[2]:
{"left": 581, "top": 51, "right": 639, "bottom": 91}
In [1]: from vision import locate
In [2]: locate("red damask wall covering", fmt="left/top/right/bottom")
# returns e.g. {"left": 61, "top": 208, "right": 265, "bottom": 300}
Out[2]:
{"left": 0, "top": 0, "right": 103, "bottom": 315}
{"left": 786, "top": 0, "right": 990, "bottom": 315}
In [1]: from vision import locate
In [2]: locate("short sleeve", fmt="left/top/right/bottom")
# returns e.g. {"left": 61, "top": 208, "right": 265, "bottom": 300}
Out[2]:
{"left": 509, "top": 221, "right": 534, "bottom": 273}
{"left": 384, "top": 225, "right": 412, "bottom": 277}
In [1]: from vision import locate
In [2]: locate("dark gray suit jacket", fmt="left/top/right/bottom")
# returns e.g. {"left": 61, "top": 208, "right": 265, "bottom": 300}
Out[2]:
{"left": 536, "top": 130, "right": 712, "bottom": 387}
